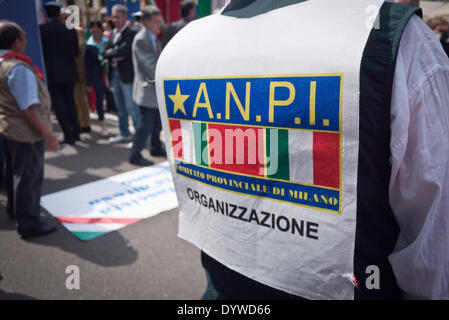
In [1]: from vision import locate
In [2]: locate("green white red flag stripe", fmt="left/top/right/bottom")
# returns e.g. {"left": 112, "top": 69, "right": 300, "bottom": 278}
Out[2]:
{"left": 168, "top": 120, "right": 340, "bottom": 189}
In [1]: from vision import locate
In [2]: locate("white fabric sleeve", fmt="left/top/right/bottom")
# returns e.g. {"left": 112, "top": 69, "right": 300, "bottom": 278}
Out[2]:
{"left": 388, "top": 15, "right": 449, "bottom": 300}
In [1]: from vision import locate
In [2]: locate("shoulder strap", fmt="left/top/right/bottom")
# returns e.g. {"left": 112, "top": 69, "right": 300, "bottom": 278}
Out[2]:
{"left": 222, "top": 0, "right": 306, "bottom": 18}
{"left": 354, "top": 2, "right": 422, "bottom": 300}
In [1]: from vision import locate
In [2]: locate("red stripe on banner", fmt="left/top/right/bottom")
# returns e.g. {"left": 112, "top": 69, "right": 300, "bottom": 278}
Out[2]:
{"left": 169, "top": 119, "right": 183, "bottom": 160}
{"left": 56, "top": 217, "right": 142, "bottom": 225}
{"left": 313, "top": 132, "right": 340, "bottom": 189}
{"left": 208, "top": 123, "right": 265, "bottom": 177}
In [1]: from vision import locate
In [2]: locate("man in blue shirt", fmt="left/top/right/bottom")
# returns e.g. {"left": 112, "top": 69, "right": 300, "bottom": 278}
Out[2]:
{"left": 0, "top": 20, "right": 59, "bottom": 238}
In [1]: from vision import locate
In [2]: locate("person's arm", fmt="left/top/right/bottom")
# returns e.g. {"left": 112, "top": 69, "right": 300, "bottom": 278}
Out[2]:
{"left": 103, "top": 36, "right": 112, "bottom": 56}
{"left": 388, "top": 15, "right": 449, "bottom": 300}
{"left": 7, "top": 65, "right": 59, "bottom": 151}
{"left": 104, "top": 29, "right": 136, "bottom": 59}
{"left": 132, "top": 36, "right": 157, "bottom": 80}
{"left": 23, "top": 106, "right": 59, "bottom": 151}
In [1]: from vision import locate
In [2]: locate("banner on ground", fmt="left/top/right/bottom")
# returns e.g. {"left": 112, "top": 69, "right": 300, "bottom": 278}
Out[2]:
{"left": 41, "top": 162, "right": 178, "bottom": 240}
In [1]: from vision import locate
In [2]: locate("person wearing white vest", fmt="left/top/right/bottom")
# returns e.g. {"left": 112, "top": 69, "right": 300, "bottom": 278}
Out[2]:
{"left": 156, "top": 0, "right": 449, "bottom": 299}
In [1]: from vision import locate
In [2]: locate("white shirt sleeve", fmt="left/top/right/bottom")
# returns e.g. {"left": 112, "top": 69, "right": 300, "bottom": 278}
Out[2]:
{"left": 388, "top": 15, "right": 449, "bottom": 300}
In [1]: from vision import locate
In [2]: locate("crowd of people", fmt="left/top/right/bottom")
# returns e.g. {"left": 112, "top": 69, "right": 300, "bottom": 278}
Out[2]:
{"left": 39, "top": 0, "right": 197, "bottom": 155}
{"left": 0, "top": 0, "right": 197, "bottom": 238}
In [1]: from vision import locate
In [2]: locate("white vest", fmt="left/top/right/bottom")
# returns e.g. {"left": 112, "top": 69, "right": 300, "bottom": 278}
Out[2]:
{"left": 156, "top": 0, "right": 384, "bottom": 300}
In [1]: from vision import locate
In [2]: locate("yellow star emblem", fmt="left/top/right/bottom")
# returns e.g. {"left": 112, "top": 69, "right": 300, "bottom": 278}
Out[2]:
{"left": 168, "top": 83, "right": 189, "bottom": 116}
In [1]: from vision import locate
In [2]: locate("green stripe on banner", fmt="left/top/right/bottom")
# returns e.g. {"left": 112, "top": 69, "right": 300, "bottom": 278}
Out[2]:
{"left": 72, "top": 231, "right": 108, "bottom": 241}
{"left": 193, "top": 122, "right": 209, "bottom": 166}
{"left": 198, "top": 0, "right": 212, "bottom": 17}
{"left": 266, "top": 128, "right": 290, "bottom": 180}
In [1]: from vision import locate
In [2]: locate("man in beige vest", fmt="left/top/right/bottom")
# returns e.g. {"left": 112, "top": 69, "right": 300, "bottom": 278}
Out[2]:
{"left": 0, "top": 21, "right": 59, "bottom": 238}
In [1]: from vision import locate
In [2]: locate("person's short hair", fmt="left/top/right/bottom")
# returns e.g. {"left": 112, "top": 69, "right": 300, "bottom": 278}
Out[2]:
{"left": 180, "top": 0, "right": 196, "bottom": 18}
{"left": 141, "top": 5, "right": 161, "bottom": 21}
{"left": 45, "top": 5, "right": 61, "bottom": 18}
{"left": 112, "top": 4, "right": 128, "bottom": 16}
{"left": 426, "top": 16, "right": 449, "bottom": 30}
{"left": 89, "top": 20, "right": 103, "bottom": 31}
{"left": 105, "top": 19, "right": 115, "bottom": 30}
{"left": 0, "top": 20, "right": 21, "bottom": 50}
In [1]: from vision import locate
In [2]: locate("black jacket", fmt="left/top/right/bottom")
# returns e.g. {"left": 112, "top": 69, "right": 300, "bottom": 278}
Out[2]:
{"left": 161, "top": 18, "right": 191, "bottom": 49}
{"left": 39, "top": 19, "right": 79, "bottom": 83}
{"left": 103, "top": 26, "right": 137, "bottom": 84}
{"left": 84, "top": 44, "right": 103, "bottom": 86}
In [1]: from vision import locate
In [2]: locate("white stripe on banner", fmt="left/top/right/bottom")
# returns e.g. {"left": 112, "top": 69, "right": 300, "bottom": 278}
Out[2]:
{"left": 288, "top": 130, "right": 314, "bottom": 185}
{"left": 181, "top": 120, "right": 195, "bottom": 163}
{"left": 62, "top": 223, "right": 125, "bottom": 232}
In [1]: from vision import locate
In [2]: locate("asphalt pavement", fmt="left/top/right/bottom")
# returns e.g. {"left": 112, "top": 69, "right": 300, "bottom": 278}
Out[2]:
{"left": 0, "top": 113, "right": 206, "bottom": 300}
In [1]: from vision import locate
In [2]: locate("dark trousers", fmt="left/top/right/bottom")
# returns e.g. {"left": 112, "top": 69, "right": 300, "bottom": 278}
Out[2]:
{"left": 130, "top": 107, "right": 162, "bottom": 160}
{"left": 92, "top": 77, "right": 105, "bottom": 121}
{"left": 201, "top": 251, "right": 308, "bottom": 300}
{"left": 48, "top": 82, "right": 80, "bottom": 142}
{"left": 3, "top": 138, "right": 45, "bottom": 231}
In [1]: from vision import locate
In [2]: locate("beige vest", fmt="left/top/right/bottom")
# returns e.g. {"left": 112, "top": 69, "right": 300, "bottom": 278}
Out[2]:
{"left": 0, "top": 58, "right": 52, "bottom": 143}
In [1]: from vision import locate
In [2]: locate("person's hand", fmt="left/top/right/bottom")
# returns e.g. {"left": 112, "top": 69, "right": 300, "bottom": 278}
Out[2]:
{"left": 44, "top": 133, "right": 59, "bottom": 151}
{"left": 105, "top": 48, "right": 113, "bottom": 56}
{"left": 116, "top": 56, "right": 126, "bottom": 62}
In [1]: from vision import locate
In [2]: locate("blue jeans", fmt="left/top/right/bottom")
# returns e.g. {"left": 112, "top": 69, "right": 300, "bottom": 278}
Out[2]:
{"left": 130, "top": 107, "right": 162, "bottom": 160}
{"left": 111, "top": 71, "right": 141, "bottom": 136}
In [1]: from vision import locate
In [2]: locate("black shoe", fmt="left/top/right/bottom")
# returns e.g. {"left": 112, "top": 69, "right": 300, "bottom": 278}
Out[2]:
{"left": 150, "top": 148, "right": 167, "bottom": 157}
{"left": 18, "top": 220, "right": 57, "bottom": 239}
{"left": 129, "top": 156, "right": 154, "bottom": 167}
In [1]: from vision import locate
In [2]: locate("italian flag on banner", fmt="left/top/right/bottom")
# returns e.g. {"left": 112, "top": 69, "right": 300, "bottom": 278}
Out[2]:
{"left": 168, "top": 120, "right": 340, "bottom": 189}
{"left": 55, "top": 217, "right": 142, "bottom": 240}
